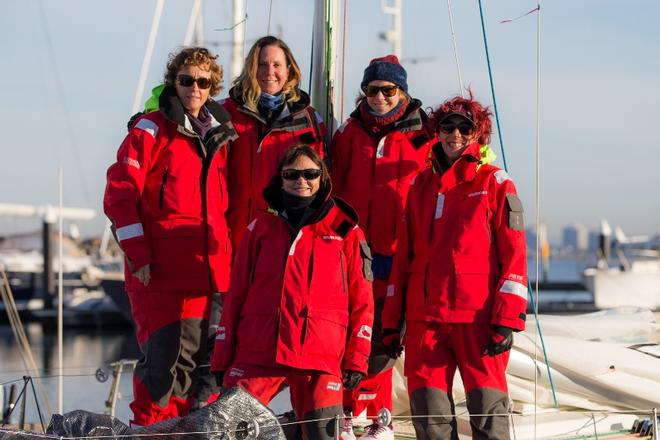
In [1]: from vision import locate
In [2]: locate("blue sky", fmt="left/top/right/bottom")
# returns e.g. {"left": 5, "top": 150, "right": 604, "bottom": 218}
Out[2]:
{"left": 1, "top": 0, "right": 658, "bottom": 243}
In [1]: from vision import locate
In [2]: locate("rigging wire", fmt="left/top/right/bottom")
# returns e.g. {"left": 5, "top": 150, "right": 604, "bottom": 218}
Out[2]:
{"left": 0, "top": 268, "right": 52, "bottom": 416}
{"left": 339, "top": 0, "right": 348, "bottom": 122}
{"left": 534, "top": 3, "right": 543, "bottom": 438}
{"left": 267, "top": 0, "right": 274, "bottom": 35}
{"left": 446, "top": 0, "right": 465, "bottom": 97}
{"left": 36, "top": 0, "right": 91, "bottom": 206}
{"left": 324, "top": 0, "right": 334, "bottom": 134}
{"left": 476, "top": 0, "right": 508, "bottom": 171}
{"left": 476, "top": 0, "right": 559, "bottom": 427}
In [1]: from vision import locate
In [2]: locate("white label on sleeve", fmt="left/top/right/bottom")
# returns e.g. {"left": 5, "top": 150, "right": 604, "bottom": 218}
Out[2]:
{"left": 135, "top": 118, "right": 159, "bottom": 138}
{"left": 376, "top": 137, "right": 386, "bottom": 159}
{"left": 116, "top": 223, "right": 144, "bottom": 241}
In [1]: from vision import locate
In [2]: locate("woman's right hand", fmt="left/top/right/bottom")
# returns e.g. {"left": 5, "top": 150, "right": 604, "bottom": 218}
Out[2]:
{"left": 132, "top": 264, "right": 151, "bottom": 286}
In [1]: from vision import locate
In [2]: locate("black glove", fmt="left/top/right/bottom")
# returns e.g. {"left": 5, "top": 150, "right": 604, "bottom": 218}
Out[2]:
{"left": 381, "top": 328, "right": 403, "bottom": 359}
{"left": 486, "top": 325, "right": 514, "bottom": 356}
{"left": 342, "top": 370, "right": 364, "bottom": 390}
{"left": 371, "top": 253, "right": 394, "bottom": 280}
{"left": 127, "top": 111, "right": 144, "bottom": 131}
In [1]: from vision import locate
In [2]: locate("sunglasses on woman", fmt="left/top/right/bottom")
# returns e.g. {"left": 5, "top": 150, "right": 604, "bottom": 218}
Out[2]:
{"left": 281, "top": 169, "right": 322, "bottom": 181}
{"left": 361, "top": 85, "right": 399, "bottom": 98}
{"left": 177, "top": 74, "right": 212, "bottom": 89}
{"left": 438, "top": 121, "right": 475, "bottom": 136}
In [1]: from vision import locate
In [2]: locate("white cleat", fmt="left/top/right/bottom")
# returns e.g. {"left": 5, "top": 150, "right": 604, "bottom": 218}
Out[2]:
{"left": 359, "top": 423, "right": 394, "bottom": 440}
{"left": 339, "top": 411, "right": 357, "bottom": 440}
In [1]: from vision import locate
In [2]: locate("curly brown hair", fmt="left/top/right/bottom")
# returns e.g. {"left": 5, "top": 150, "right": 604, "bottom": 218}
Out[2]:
{"left": 428, "top": 89, "right": 493, "bottom": 145}
{"left": 164, "top": 47, "right": 223, "bottom": 96}
{"left": 232, "top": 36, "right": 302, "bottom": 111}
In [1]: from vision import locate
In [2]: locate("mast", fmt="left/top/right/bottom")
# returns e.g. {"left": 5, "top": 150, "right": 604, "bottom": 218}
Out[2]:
{"left": 231, "top": 0, "right": 245, "bottom": 81}
{"left": 311, "top": 0, "right": 341, "bottom": 132}
{"left": 183, "top": 0, "right": 204, "bottom": 47}
{"left": 380, "top": 0, "right": 402, "bottom": 58}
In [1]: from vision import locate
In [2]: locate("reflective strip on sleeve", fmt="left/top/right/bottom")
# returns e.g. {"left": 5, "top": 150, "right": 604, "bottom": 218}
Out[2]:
{"left": 116, "top": 223, "right": 144, "bottom": 242}
{"left": 247, "top": 218, "right": 258, "bottom": 231}
{"left": 500, "top": 280, "right": 528, "bottom": 301}
{"left": 135, "top": 118, "right": 159, "bottom": 138}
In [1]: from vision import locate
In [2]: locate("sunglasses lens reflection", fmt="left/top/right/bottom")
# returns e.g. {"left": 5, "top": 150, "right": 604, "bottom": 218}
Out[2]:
{"left": 282, "top": 169, "right": 322, "bottom": 181}
{"left": 439, "top": 122, "right": 474, "bottom": 135}
{"left": 177, "top": 75, "right": 212, "bottom": 89}
{"left": 363, "top": 85, "right": 398, "bottom": 98}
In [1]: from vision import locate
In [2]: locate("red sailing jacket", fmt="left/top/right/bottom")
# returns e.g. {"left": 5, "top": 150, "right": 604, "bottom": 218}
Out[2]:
{"left": 330, "top": 100, "right": 433, "bottom": 256}
{"left": 211, "top": 187, "right": 374, "bottom": 376}
{"left": 222, "top": 88, "right": 327, "bottom": 250}
{"left": 104, "top": 87, "right": 237, "bottom": 293}
{"left": 382, "top": 142, "right": 528, "bottom": 331}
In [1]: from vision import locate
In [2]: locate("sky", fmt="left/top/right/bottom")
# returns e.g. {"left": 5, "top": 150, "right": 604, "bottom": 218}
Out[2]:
{"left": 0, "top": 0, "right": 658, "bottom": 244}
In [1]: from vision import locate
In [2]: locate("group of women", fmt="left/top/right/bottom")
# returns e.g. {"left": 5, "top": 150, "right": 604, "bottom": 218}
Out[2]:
{"left": 104, "top": 35, "right": 527, "bottom": 440}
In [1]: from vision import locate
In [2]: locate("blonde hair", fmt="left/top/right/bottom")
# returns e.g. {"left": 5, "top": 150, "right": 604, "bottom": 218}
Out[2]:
{"left": 164, "top": 47, "right": 223, "bottom": 96}
{"left": 232, "top": 36, "right": 302, "bottom": 111}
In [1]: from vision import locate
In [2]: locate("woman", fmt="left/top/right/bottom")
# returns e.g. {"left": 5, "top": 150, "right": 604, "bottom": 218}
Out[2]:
{"left": 211, "top": 145, "right": 373, "bottom": 440}
{"left": 330, "top": 55, "right": 433, "bottom": 440}
{"left": 381, "top": 93, "right": 528, "bottom": 440}
{"left": 104, "top": 47, "right": 237, "bottom": 426}
{"left": 223, "top": 35, "right": 327, "bottom": 250}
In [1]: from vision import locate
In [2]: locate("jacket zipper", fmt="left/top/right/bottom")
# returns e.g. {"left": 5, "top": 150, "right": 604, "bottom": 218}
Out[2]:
{"left": 339, "top": 251, "right": 347, "bottom": 292}
{"left": 159, "top": 168, "right": 169, "bottom": 209}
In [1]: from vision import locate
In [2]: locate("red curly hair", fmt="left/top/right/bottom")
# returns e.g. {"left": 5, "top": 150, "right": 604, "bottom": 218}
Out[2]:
{"left": 428, "top": 89, "right": 493, "bottom": 145}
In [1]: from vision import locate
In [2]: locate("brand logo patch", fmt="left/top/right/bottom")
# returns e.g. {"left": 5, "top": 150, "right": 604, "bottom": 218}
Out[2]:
{"left": 215, "top": 326, "right": 226, "bottom": 340}
{"left": 357, "top": 393, "right": 377, "bottom": 401}
{"left": 386, "top": 284, "right": 395, "bottom": 297}
{"left": 327, "top": 381, "right": 341, "bottom": 391}
{"left": 228, "top": 368, "right": 244, "bottom": 377}
{"left": 357, "top": 325, "right": 373, "bottom": 340}
{"left": 468, "top": 190, "right": 488, "bottom": 197}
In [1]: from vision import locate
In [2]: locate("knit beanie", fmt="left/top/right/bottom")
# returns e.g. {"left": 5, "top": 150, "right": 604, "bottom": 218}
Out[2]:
{"left": 361, "top": 55, "right": 408, "bottom": 92}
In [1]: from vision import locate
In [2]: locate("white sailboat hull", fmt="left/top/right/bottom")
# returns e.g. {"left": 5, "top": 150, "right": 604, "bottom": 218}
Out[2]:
{"left": 583, "top": 261, "right": 660, "bottom": 310}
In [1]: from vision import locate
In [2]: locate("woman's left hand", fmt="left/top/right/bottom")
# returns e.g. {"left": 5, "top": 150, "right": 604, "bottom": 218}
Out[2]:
{"left": 342, "top": 370, "right": 365, "bottom": 390}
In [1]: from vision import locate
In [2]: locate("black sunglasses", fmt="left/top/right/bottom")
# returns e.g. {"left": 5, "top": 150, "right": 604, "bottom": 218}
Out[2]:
{"left": 281, "top": 168, "right": 322, "bottom": 181}
{"left": 438, "top": 121, "right": 475, "bottom": 136}
{"left": 361, "top": 85, "right": 399, "bottom": 98}
{"left": 177, "top": 74, "right": 212, "bottom": 89}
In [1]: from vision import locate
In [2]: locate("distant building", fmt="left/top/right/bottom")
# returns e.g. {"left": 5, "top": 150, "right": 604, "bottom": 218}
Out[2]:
{"left": 525, "top": 228, "right": 536, "bottom": 250}
{"left": 562, "top": 224, "right": 588, "bottom": 250}
{"left": 588, "top": 231, "right": 601, "bottom": 251}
